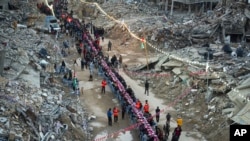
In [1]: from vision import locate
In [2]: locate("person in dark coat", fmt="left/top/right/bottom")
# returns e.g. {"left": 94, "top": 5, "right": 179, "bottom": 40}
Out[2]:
{"left": 111, "top": 55, "right": 117, "bottom": 67}
{"left": 155, "top": 106, "right": 160, "bottom": 123}
{"left": 171, "top": 126, "right": 182, "bottom": 141}
{"left": 144, "top": 79, "right": 149, "bottom": 95}
{"left": 107, "top": 108, "right": 112, "bottom": 126}
{"left": 81, "top": 58, "right": 85, "bottom": 71}
{"left": 121, "top": 103, "right": 126, "bottom": 120}
{"left": 60, "top": 60, "right": 66, "bottom": 73}
{"left": 166, "top": 113, "right": 171, "bottom": 124}
{"left": 108, "top": 40, "right": 112, "bottom": 51}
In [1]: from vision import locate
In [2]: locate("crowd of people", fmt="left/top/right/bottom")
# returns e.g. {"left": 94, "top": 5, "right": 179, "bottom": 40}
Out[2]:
{"left": 37, "top": 0, "right": 184, "bottom": 140}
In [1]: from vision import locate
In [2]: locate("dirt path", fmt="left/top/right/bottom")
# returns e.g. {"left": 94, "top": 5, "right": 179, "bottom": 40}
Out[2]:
{"left": 71, "top": 40, "right": 139, "bottom": 141}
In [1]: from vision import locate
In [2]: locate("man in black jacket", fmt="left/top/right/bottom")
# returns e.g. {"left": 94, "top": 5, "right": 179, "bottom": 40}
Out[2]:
{"left": 145, "top": 80, "right": 149, "bottom": 96}
{"left": 155, "top": 106, "right": 160, "bottom": 123}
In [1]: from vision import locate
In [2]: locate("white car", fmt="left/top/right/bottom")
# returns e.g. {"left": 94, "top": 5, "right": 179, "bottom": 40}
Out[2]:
{"left": 44, "top": 16, "right": 61, "bottom": 32}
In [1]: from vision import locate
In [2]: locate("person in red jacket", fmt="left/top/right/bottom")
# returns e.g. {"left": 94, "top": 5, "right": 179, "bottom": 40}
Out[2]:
{"left": 171, "top": 125, "right": 182, "bottom": 141}
{"left": 113, "top": 107, "right": 120, "bottom": 122}
{"left": 101, "top": 79, "right": 107, "bottom": 94}
{"left": 143, "top": 100, "right": 149, "bottom": 113}
{"left": 136, "top": 99, "right": 141, "bottom": 110}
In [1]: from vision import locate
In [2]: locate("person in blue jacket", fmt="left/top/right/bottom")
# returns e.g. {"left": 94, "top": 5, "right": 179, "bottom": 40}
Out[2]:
{"left": 107, "top": 108, "right": 113, "bottom": 126}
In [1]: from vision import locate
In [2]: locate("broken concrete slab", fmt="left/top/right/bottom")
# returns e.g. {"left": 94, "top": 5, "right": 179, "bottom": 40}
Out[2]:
{"left": 162, "top": 60, "right": 183, "bottom": 67}
{"left": 19, "top": 66, "right": 40, "bottom": 88}
{"left": 0, "top": 117, "right": 8, "bottom": 123}
{"left": 172, "top": 67, "right": 182, "bottom": 75}
{"left": 231, "top": 102, "right": 250, "bottom": 125}
{"left": 179, "top": 74, "right": 189, "bottom": 81}
{"left": 154, "top": 55, "right": 169, "bottom": 72}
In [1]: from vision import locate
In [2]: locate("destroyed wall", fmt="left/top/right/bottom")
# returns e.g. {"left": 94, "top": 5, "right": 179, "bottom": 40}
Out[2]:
{"left": 0, "top": 1, "right": 94, "bottom": 141}
{"left": 227, "top": 77, "right": 250, "bottom": 125}
{"left": 173, "top": 0, "right": 220, "bottom": 4}
{"left": 0, "top": 0, "right": 8, "bottom": 10}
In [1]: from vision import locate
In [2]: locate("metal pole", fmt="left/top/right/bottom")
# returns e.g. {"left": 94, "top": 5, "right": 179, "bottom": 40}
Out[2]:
{"left": 144, "top": 40, "right": 149, "bottom": 70}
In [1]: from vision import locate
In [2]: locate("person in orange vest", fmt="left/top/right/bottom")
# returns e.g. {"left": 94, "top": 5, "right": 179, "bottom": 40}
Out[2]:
{"left": 143, "top": 100, "right": 149, "bottom": 113}
{"left": 113, "top": 106, "right": 120, "bottom": 122}
{"left": 135, "top": 99, "right": 141, "bottom": 110}
{"left": 176, "top": 115, "right": 183, "bottom": 127}
{"left": 101, "top": 79, "right": 107, "bottom": 94}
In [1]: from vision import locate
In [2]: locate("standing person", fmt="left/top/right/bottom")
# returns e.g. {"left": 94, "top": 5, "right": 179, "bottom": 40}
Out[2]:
{"left": 111, "top": 55, "right": 117, "bottom": 67}
{"left": 163, "top": 121, "right": 170, "bottom": 140}
{"left": 135, "top": 99, "right": 141, "bottom": 110}
{"left": 107, "top": 108, "right": 112, "bottom": 126}
{"left": 68, "top": 70, "right": 72, "bottom": 81}
{"left": 166, "top": 113, "right": 171, "bottom": 124}
{"left": 143, "top": 100, "right": 149, "bottom": 113}
{"left": 119, "top": 55, "right": 122, "bottom": 68}
{"left": 176, "top": 116, "right": 183, "bottom": 127}
{"left": 73, "top": 59, "right": 78, "bottom": 76}
{"left": 54, "top": 63, "right": 57, "bottom": 73}
{"left": 72, "top": 76, "right": 77, "bottom": 91}
{"left": 108, "top": 40, "right": 112, "bottom": 51}
{"left": 113, "top": 107, "right": 120, "bottom": 123}
{"left": 89, "top": 61, "right": 94, "bottom": 81}
{"left": 156, "top": 127, "right": 164, "bottom": 141}
{"left": 81, "top": 58, "right": 85, "bottom": 71}
{"left": 89, "top": 61, "right": 94, "bottom": 75}
{"left": 60, "top": 60, "right": 66, "bottom": 73}
{"left": 144, "top": 79, "right": 149, "bottom": 96}
{"left": 155, "top": 106, "right": 160, "bottom": 123}
{"left": 171, "top": 125, "right": 182, "bottom": 141}
{"left": 102, "top": 36, "right": 104, "bottom": 42}
{"left": 101, "top": 79, "right": 107, "bottom": 94}
{"left": 121, "top": 103, "right": 126, "bottom": 120}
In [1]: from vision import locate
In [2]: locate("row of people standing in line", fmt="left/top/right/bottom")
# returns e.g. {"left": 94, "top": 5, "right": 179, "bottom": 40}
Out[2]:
{"left": 58, "top": 31, "right": 183, "bottom": 141}
{"left": 66, "top": 18, "right": 182, "bottom": 140}
{"left": 100, "top": 58, "right": 158, "bottom": 140}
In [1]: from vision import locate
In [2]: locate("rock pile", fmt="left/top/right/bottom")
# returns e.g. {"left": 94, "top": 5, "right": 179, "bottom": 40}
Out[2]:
{"left": 0, "top": 2, "right": 93, "bottom": 141}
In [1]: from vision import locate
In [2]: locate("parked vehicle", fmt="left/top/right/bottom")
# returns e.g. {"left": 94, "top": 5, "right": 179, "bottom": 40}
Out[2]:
{"left": 44, "top": 16, "right": 60, "bottom": 32}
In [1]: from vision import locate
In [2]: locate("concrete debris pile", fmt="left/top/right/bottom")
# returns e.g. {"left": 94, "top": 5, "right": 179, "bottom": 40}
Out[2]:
{"left": 83, "top": 2, "right": 166, "bottom": 37}
{"left": 0, "top": 5, "right": 93, "bottom": 141}
{"left": 117, "top": 3, "right": 250, "bottom": 140}
{"left": 91, "top": 1, "right": 250, "bottom": 50}
{"left": 0, "top": 79, "right": 91, "bottom": 141}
